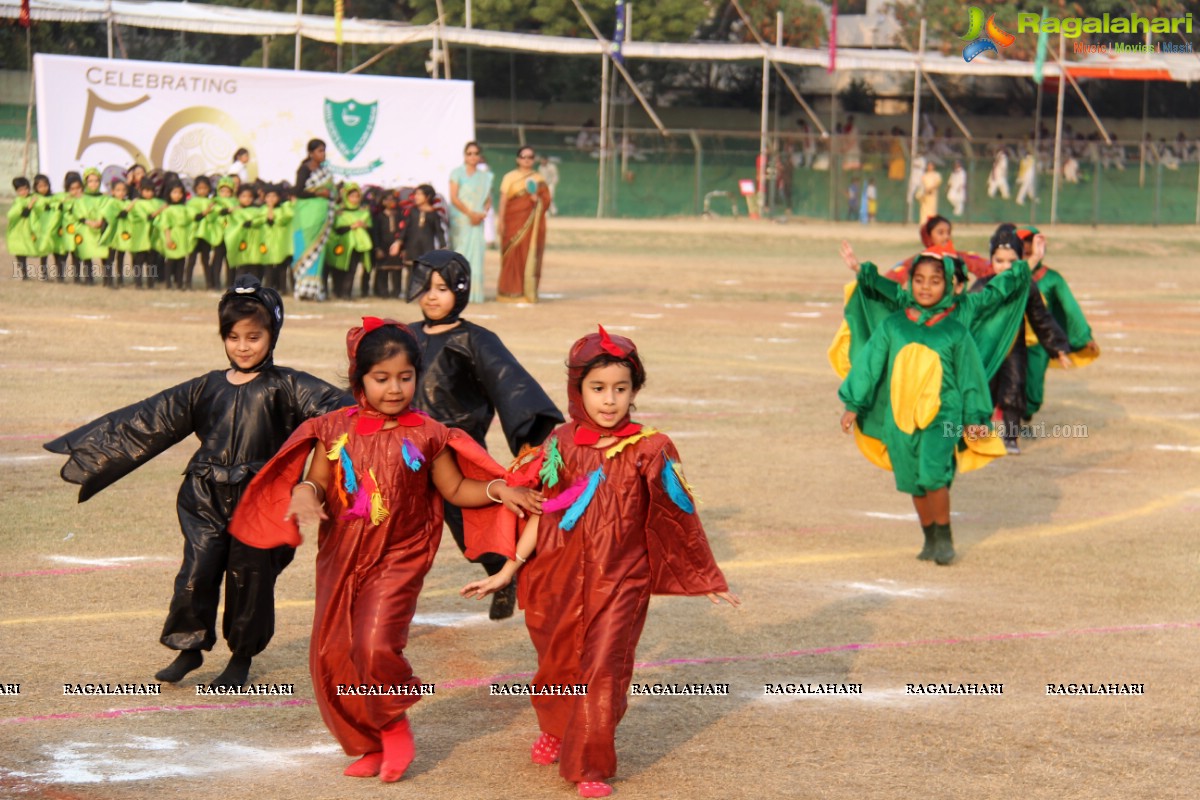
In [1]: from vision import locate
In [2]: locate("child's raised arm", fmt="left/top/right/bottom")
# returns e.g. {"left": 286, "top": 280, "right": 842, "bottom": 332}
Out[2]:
{"left": 285, "top": 440, "right": 331, "bottom": 531}
{"left": 460, "top": 513, "right": 540, "bottom": 601}
{"left": 430, "top": 449, "right": 544, "bottom": 518}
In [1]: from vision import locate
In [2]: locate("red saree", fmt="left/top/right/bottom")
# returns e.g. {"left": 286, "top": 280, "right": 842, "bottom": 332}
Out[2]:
{"left": 498, "top": 169, "right": 550, "bottom": 302}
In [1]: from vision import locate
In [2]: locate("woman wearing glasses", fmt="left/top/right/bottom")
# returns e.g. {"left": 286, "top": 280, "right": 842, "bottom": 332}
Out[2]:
{"left": 496, "top": 146, "right": 551, "bottom": 303}
{"left": 448, "top": 141, "right": 494, "bottom": 304}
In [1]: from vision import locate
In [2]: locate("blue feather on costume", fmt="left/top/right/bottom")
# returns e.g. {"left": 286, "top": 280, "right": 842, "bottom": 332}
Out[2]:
{"left": 339, "top": 448, "right": 358, "bottom": 494}
{"left": 401, "top": 438, "right": 424, "bottom": 472}
{"left": 662, "top": 457, "right": 695, "bottom": 514}
{"left": 560, "top": 468, "right": 605, "bottom": 531}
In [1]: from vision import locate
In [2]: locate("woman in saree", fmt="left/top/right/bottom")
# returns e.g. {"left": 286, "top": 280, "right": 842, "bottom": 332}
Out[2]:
{"left": 448, "top": 141, "right": 494, "bottom": 304}
{"left": 496, "top": 146, "right": 550, "bottom": 303}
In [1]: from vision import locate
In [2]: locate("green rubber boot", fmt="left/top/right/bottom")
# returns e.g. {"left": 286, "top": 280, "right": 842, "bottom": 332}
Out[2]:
{"left": 932, "top": 523, "right": 956, "bottom": 566}
{"left": 917, "top": 523, "right": 936, "bottom": 561}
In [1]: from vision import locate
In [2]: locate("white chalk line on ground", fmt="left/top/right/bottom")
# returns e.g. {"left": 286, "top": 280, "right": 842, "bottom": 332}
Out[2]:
{"left": 2, "top": 736, "right": 342, "bottom": 785}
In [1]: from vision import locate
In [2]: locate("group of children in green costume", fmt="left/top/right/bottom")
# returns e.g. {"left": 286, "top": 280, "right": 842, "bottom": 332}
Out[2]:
{"left": 6, "top": 169, "right": 402, "bottom": 296}
{"left": 832, "top": 217, "right": 1099, "bottom": 565}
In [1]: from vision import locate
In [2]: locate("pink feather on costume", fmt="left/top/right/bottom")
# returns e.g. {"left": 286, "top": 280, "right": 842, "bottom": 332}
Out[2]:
{"left": 541, "top": 473, "right": 590, "bottom": 513}
{"left": 341, "top": 471, "right": 376, "bottom": 521}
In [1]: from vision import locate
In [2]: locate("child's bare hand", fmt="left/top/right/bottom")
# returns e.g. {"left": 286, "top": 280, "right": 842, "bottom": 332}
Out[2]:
{"left": 285, "top": 491, "right": 328, "bottom": 529}
{"left": 840, "top": 410, "right": 857, "bottom": 434}
{"left": 460, "top": 572, "right": 512, "bottom": 600}
{"left": 965, "top": 424, "right": 990, "bottom": 440}
{"left": 839, "top": 240, "right": 861, "bottom": 273}
{"left": 1057, "top": 351, "right": 1073, "bottom": 369}
{"left": 388, "top": 241, "right": 401, "bottom": 257}
{"left": 707, "top": 590, "right": 741, "bottom": 608}
{"left": 499, "top": 484, "right": 545, "bottom": 519}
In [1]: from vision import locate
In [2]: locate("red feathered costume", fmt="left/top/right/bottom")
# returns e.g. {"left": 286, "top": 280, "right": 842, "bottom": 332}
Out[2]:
{"left": 885, "top": 219, "right": 991, "bottom": 283}
{"left": 230, "top": 319, "right": 506, "bottom": 757}
{"left": 517, "top": 328, "right": 729, "bottom": 784}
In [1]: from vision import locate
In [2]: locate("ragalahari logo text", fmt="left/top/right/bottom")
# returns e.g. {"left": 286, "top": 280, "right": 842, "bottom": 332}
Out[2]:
{"left": 961, "top": 7, "right": 1015, "bottom": 62}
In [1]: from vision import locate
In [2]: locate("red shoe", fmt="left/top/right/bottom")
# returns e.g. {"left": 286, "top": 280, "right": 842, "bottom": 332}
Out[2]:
{"left": 578, "top": 781, "right": 613, "bottom": 797}
{"left": 343, "top": 752, "right": 382, "bottom": 778}
{"left": 530, "top": 732, "right": 561, "bottom": 765}
{"left": 379, "top": 716, "right": 415, "bottom": 783}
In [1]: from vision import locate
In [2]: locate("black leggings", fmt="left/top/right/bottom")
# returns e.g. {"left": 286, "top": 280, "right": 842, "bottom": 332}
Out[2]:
{"left": 162, "top": 474, "right": 296, "bottom": 657}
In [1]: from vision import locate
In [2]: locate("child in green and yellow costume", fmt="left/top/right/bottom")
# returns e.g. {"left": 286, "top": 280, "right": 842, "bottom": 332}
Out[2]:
{"left": 837, "top": 250, "right": 1004, "bottom": 566}
{"left": 7, "top": 177, "right": 46, "bottom": 279}
{"left": 251, "top": 184, "right": 294, "bottom": 292}
{"left": 324, "top": 182, "right": 373, "bottom": 300}
{"left": 130, "top": 181, "right": 166, "bottom": 289}
{"left": 1015, "top": 227, "right": 1100, "bottom": 421}
{"left": 156, "top": 181, "right": 196, "bottom": 290}
{"left": 223, "top": 184, "right": 263, "bottom": 280}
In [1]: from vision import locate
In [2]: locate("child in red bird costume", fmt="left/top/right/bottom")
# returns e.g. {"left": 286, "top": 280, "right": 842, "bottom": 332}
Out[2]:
{"left": 461, "top": 326, "right": 740, "bottom": 798}
{"left": 230, "top": 317, "right": 542, "bottom": 783}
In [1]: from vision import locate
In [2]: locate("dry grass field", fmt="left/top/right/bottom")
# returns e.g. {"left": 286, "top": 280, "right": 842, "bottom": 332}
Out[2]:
{"left": 1, "top": 217, "right": 1198, "bottom": 800}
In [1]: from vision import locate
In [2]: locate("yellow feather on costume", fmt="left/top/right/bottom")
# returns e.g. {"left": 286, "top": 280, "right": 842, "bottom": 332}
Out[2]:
{"left": 890, "top": 343, "right": 943, "bottom": 434}
{"left": 670, "top": 460, "right": 701, "bottom": 504}
{"left": 605, "top": 428, "right": 658, "bottom": 458}
{"left": 368, "top": 468, "right": 389, "bottom": 525}
{"left": 326, "top": 433, "right": 349, "bottom": 461}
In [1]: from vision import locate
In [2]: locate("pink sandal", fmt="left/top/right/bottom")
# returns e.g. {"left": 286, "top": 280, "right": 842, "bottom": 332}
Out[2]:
{"left": 577, "top": 781, "right": 613, "bottom": 797}
{"left": 530, "top": 732, "right": 561, "bottom": 765}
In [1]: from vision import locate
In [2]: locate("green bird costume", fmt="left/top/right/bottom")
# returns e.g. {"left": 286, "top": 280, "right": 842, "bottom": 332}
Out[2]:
{"left": 129, "top": 197, "right": 165, "bottom": 253}
{"left": 224, "top": 204, "right": 263, "bottom": 269}
{"left": 252, "top": 201, "right": 295, "bottom": 264}
{"left": 101, "top": 200, "right": 140, "bottom": 253}
{"left": 188, "top": 195, "right": 225, "bottom": 247}
{"left": 325, "top": 200, "right": 373, "bottom": 273}
{"left": 1025, "top": 265, "right": 1099, "bottom": 417}
{"left": 6, "top": 194, "right": 46, "bottom": 258}
{"left": 156, "top": 203, "right": 197, "bottom": 259}
{"left": 838, "top": 256, "right": 997, "bottom": 496}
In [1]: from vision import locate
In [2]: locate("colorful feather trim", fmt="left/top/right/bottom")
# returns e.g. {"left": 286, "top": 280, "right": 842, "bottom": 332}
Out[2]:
{"left": 401, "top": 438, "right": 424, "bottom": 472}
{"left": 326, "top": 433, "right": 349, "bottom": 461}
{"left": 539, "top": 437, "right": 563, "bottom": 488}
{"left": 559, "top": 468, "right": 605, "bottom": 532}
{"left": 368, "top": 468, "right": 389, "bottom": 525}
{"left": 338, "top": 448, "right": 358, "bottom": 495}
{"left": 605, "top": 427, "right": 658, "bottom": 459}
{"left": 662, "top": 457, "right": 695, "bottom": 514}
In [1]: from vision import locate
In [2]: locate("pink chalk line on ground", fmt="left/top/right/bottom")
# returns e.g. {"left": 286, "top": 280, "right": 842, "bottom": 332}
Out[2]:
{"left": 3, "top": 620, "right": 1196, "bottom": 726}
{"left": 0, "top": 699, "right": 313, "bottom": 726}
{"left": 437, "top": 619, "right": 1200, "bottom": 689}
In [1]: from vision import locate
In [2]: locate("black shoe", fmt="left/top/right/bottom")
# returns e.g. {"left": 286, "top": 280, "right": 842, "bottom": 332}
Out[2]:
{"left": 1004, "top": 438, "right": 1021, "bottom": 455}
{"left": 489, "top": 579, "right": 517, "bottom": 621}
{"left": 932, "top": 524, "right": 956, "bottom": 566}
{"left": 917, "top": 523, "right": 935, "bottom": 561}
{"left": 209, "top": 654, "right": 252, "bottom": 689}
{"left": 155, "top": 649, "right": 203, "bottom": 683}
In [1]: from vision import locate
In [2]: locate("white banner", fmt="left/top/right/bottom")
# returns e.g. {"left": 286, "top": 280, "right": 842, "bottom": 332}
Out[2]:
{"left": 34, "top": 54, "right": 475, "bottom": 195}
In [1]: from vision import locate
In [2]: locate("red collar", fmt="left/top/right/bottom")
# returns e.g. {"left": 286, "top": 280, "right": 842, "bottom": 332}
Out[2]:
{"left": 905, "top": 306, "right": 955, "bottom": 326}
{"left": 1032, "top": 265, "right": 1048, "bottom": 282}
{"left": 346, "top": 406, "right": 426, "bottom": 435}
{"left": 573, "top": 420, "right": 642, "bottom": 446}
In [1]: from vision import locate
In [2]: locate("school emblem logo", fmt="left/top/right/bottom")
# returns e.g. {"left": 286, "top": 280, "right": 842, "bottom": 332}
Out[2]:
{"left": 961, "top": 7, "right": 1014, "bottom": 62}
{"left": 324, "top": 99, "right": 378, "bottom": 162}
